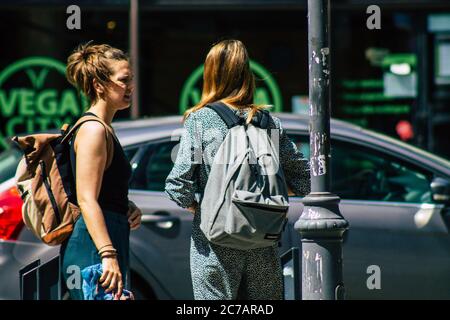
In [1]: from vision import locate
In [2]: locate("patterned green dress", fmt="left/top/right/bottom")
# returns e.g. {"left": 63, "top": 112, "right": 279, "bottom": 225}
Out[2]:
{"left": 165, "top": 106, "right": 310, "bottom": 300}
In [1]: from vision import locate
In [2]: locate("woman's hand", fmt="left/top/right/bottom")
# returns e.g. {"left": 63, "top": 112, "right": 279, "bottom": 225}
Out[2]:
{"left": 187, "top": 201, "right": 198, "bottom": 214}
{"left": 100, "top": 256, "right": 123, "bottom": 299}
{"left": 287, "top": 185, "right": 295, "bottom": 197}
{"left": 127, "top": 201, "right": 142, "bottom": 230}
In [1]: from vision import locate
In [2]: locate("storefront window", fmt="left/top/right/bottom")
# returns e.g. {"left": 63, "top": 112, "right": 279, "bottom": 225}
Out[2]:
{"left": 139, "top": 10, "right": 308, "bottom": 116}
{"left": 0, "top": 5, "right": 129, "bottom": 151}
{"left": 332, "top": 12, "right": 419, "bottom": 140}
{"left": 1, "top": 2, "right": 449, "bottom": 160}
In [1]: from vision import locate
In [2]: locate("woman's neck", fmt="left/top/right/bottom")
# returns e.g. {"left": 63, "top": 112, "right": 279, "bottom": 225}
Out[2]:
{"left": 87, "top": 100, "right": 115, "bottom": 126}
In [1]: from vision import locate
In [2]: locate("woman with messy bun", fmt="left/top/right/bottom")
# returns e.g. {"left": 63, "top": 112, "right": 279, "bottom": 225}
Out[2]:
{"left": 61, "top": 42, "right": 142, "bottom": 300}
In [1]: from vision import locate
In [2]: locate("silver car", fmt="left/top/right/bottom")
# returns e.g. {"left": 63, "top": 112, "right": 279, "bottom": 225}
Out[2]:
{"left": 0, "top": 113, "right": 449, "bottom": 299}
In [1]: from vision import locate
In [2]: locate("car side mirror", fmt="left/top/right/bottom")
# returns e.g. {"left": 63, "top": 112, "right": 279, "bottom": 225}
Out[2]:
{"left": 431, "top": 177, "right": 450, "bottom": 204}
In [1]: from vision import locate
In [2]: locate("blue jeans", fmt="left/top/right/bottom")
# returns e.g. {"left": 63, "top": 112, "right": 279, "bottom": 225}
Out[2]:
{"left": 60, "top": 210, "right": 130, "bottom": 300}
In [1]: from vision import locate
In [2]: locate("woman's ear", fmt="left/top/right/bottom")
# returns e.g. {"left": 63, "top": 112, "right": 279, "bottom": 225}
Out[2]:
{"left": 93, "top": 78, "right": 108, "bottom": 101}
{"left": 93, "top": 78, "right": 105, "bottom": 96}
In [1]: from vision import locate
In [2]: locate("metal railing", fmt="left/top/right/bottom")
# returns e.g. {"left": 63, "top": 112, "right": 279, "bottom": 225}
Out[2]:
{"left": 19, "top": 255, "right": 63, "bottom": 300}
{"left": 281, "top": 247, "right": 301, "bottom": 300}
{"left": 20, "top": 248, "right": 301, "bottom": 300}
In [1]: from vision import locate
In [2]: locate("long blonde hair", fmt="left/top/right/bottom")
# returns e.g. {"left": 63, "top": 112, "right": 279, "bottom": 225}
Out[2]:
{"left": 183, "top": 39, "right": 269, "bottom": 123}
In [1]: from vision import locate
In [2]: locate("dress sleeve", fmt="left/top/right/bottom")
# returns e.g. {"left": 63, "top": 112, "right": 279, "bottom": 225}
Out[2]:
{"left": 165, "top": 113, "right": 201, "bottom": 208}
{"left": 274, "top": 117, "right": 311, "bottom": 196}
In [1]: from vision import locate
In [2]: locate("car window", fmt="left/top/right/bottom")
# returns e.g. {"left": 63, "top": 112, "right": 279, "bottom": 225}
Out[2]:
{"left": 129, "top": 141, "right": 178, "bottom": 192}
{"left": 289, "top": 134, "right": 432, "bottom": 203}
{"left": 124, "top": 146, "right": 140, "bottom": 162}
{"left": 331, "top": 141, "right": 432, "bottom": 203}
{"left": 0, "top": 147, "right": 22, "bottom": 182}
{"left": 130, "top": 133, "right": 433, "bottom": 203}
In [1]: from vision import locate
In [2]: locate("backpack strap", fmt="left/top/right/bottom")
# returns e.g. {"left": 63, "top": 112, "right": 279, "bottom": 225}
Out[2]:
{"left": 61, "top": 115, "right": 115, "bottom": 169}
{"left": 206, "top": 102, "right": 242, "bottom": 129}
{"left": 255, "top": 109, "right": 270, "bottom": 129}
{"left": 206, "top": 102, "right": 271, "bottom": 129}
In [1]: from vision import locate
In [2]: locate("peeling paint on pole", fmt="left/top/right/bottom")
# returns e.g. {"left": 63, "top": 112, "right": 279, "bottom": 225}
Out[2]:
{"left": 320, "top": 47, "right": 329, "bottom": 66}
{"left": 295, "top": 0, "right": 348, "bottom": 300}
{"left": 310, "top": 132, "right": 328, "bottom": 176}
{"left": 303, "top": 250, "right": 325, "bottom": 295}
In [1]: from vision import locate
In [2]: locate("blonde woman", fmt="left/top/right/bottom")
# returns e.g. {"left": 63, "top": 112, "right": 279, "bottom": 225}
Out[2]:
{"left": 165, "top": 40, "right": 310, "bottom": 300}
{"left": 61, "top": 42, "right": 142, "bottom": 300}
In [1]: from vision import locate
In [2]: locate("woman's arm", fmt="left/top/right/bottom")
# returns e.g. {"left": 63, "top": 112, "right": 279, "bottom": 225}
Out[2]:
{"left": 274, "top": 117, "right": 311, "bottom": 197}
{"left": 74, "top": 121, "right": 123, "bottom": 298}
{"left": 75, "top": 122, "right": 112, "bottom": 250}
{"left": 165, "top": 113, "right": 201, "bottom": 211}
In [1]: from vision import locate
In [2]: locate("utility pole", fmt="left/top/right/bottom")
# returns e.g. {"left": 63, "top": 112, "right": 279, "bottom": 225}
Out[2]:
{"left": 294, "top": 0, "right": 349, "bottom": 300}
{"left": 129, "top": 0, "right": 140, "bottom": 119}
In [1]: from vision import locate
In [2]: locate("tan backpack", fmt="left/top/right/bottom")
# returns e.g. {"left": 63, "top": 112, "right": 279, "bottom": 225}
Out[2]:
{"left": 13, "top": 115, "right": 114, "bottom": 245}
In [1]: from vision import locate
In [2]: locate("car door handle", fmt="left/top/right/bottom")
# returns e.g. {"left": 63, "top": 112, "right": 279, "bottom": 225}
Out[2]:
{"left": 141, "top": 212, "right": 179, "bottom": 229}
{"left": 141, "top": 215, "right": 179, "bottom": 223}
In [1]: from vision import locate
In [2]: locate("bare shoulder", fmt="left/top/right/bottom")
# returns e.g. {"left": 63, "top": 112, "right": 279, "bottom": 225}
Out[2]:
{"left": 77, "top": 120, "right": 107, "bottom": 135}
{"left": 74, "top": 121, "right": 107, "bottom": 149}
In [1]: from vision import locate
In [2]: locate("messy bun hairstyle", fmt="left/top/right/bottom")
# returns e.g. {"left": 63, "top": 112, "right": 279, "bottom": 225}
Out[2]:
{"left": 66, "top": 41, "right": 129, "bottom": 102}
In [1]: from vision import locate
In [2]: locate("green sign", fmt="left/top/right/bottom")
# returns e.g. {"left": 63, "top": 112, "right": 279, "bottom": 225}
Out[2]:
{"left": 179, "top": 60, "right": 283, "bottom": 114}
{"left": 340, "top": 77, "right": 413, "bottom": 117}
{"left": 0, "top": 57, "right": 88, "bottom": 149}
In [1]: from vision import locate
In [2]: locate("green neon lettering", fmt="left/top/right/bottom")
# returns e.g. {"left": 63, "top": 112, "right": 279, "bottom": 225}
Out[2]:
{"left": 342, "top": 104, "right": 410, "bottom": 115}
{"left": 26, "top": 117, "right": 35, "bottom": 133}
{"left": 59, "top": 90, "right": 81, "bottom": 116}
{"left": 0, "top": 90, "right": 19, "bottom": 117}
{"left": 35, "top": 117, "right": 52, "bottom": 131}
{"left": 36, "top": 89, "right": 57, "bottom": 116}
{"left": 341, "top": 79, "right": 383, "bottom": 89}
{"left": 6, "top": 117, "right": 23, "bottom": 137}
{"left": 0, "top": 57, "right": 66, "bottom": 87}
{"left": 53, "top": 118, "right": 65, "bottom": 129}
{"left": 19, "top": 89, "right": 35, "bottom": 116}
{"left": 26, "top": 68, "right": 49, "bottom": 89}
{"left": 0, "top": 57, "right": 83, "bottom": 152}
{"left": 0, "top": 132, "right": 8, "bottom": 150}
{"left": 54, "top": 116, "right": 75, "bottom": 129}
{"left": 341, "top": 92, "right": 392, "bottom": 102}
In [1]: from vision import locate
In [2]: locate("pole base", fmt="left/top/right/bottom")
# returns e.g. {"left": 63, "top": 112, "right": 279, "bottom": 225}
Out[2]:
{"left": 295, "top": 192, "right": 349, "bottom": 239}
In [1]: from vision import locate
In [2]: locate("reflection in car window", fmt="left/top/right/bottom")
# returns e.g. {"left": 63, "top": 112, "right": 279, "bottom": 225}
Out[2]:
{"left": 290, "top": 134, "right": 432, "bottom": 203}
{"left": 129, "top": 141, "right": 178, "bottom": 192}
{"left": 331, "top": 141, "right": 432, "bottom": 203}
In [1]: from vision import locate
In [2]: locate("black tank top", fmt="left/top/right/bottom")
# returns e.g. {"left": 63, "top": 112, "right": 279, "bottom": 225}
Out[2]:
{"left": 71, "top": 112, "right": 132, "bottom": 215}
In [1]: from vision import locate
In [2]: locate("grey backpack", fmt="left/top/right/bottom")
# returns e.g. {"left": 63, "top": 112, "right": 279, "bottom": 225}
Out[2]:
{"left": 200, "top": 102, "right": 290, "bottom": 250}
